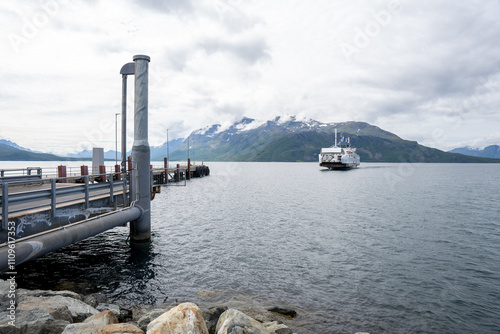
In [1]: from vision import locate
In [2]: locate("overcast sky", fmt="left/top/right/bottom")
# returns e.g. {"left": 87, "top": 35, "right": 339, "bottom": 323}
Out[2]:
{"left": 1, "top": 0, "right": 499, "bottom": 155}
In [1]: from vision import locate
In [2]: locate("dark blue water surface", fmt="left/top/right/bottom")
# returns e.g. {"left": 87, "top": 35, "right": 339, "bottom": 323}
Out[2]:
{"left": 14, "top": 162, "right": 500, "bottom": 333}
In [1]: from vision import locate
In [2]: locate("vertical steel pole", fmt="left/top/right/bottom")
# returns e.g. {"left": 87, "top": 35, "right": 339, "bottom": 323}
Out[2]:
{"left": 109, "top": 173, "right": 114, "bottom": 206}
{"left": 130, "top": 54, "right": 151, "bottom": 243}
{"left": 122, "top": 75, "right": 128, "bottom": 206}
{"left": 115, "top": 113, "right": 119, "bottom": 165}
{"left": 84, "top": 175, "right": 90, "bottom": 209}
{"left": 50, "top": 178, "right": 56, "bottom": 218}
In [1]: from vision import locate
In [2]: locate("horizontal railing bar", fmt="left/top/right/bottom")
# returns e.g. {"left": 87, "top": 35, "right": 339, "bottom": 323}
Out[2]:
{"left": 8, "top": 203, "right": 52, "bottom": 215}
{"left": 7, "top": 190, "right": 53, "bottom": 203}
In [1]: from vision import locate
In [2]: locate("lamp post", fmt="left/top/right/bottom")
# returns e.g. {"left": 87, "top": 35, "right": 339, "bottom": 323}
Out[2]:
{"left": 166, "top": 128, "right": 169, "bottom": 168}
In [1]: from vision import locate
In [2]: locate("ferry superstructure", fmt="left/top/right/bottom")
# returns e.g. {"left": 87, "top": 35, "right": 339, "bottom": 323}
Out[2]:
{"left": 319, "top": 129, "right": 360, "bottom": 170}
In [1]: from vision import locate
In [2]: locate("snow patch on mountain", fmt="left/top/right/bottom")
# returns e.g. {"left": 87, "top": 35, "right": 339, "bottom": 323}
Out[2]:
{"left": 235, "top": 119, "right": 266, "bottom": 132}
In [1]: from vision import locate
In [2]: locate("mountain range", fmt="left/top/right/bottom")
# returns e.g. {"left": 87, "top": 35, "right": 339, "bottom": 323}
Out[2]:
{"left": 163, "top": 116, "right": 500, "bottom": 163}
{"left": 448, "top": 145, "right": 500, "bottom": 159}
{"left": 0, "top": 139, "right": 70, "bottom": 161}
{"left": 1, "top": 117, "right": 499, "bottom": 163}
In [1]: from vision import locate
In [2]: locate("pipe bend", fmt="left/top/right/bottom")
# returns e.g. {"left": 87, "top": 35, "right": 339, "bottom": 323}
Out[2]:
{"left": 131, "top": 201, "right": 144, "bottom": 220}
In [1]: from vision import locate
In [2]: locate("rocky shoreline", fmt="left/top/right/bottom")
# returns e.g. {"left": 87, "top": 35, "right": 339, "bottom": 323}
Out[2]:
{"left": 0, "top": 279, "right": 307, "bottom": 334}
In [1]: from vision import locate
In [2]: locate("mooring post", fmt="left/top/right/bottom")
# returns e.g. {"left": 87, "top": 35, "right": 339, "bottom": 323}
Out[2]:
{"left": 130, "top": 54, "right": 151, "bottom": 243}
{"left": 58, "top": 165, "right": 67, "bottom": 183}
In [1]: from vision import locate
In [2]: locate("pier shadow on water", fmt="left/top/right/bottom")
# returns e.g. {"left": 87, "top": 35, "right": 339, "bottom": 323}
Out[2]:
{"left": 6, "top": 227, "right": 157, "bottom": 301}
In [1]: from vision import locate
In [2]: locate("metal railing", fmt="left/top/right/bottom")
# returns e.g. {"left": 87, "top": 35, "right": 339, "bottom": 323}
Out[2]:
{"left": 0, "top": 171, "right": 130, "bottom": 230}
{"left": 0, "top": 167, "right": 43, "bottom": 182}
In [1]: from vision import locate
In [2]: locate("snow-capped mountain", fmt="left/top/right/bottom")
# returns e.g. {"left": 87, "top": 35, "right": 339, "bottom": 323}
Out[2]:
{"left": 164, "top": 115, "right": 494, "bottom": 162}
{"left": 193, "top": 116, "right": 323, "bottom": 138}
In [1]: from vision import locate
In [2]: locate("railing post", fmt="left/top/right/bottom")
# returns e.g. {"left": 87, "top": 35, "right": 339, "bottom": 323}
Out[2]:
{"left": 50, "top": 178, "right": 56, "bottom": 218}
{"left": 84, "top": 175, "right": 90, "bottom": 209}
{"left": 164, "top": 157, "right": 168, "bottom": 184}
{"left": 1, "top": 183, "right": 8, "bottom": 230}
{"left": 109, "top": 173, "right": 114, "bottom": 206}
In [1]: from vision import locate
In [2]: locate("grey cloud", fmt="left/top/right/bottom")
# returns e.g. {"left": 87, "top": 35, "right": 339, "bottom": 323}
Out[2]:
{"left": 202, "top": 1, "right": 261, "bottom": 34}
{"left": 200, "top": 37, "right": 270, "bottom": 64}
{"left": 161, "top": 36, "right": 270, "bottom": 72}
{"left": 348, "top": 1, "right": 500, "bottom": 123}
{"left": 132, "top": 0, "right": 194, "bottom": 14}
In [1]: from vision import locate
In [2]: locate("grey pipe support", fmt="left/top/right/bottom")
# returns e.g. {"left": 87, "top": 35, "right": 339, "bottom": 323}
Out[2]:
{"left": 120, "top": 62, "right": 134, "bottom": 207}
{"left": 130, "top": 54, "right": 151, "bottom": 243}
{"left": 122, "top": 74, "right": 128, "bottom": 206}
{"left": 0, "top": 206, "right": 141, "bottom": 273}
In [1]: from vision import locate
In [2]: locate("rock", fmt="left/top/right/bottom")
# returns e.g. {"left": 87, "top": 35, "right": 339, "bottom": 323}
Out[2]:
{"left": 61, "top": 310, "right": 119, "bottom": 334}
{"left": 97, "top": 323, "right": 145, "bottom": 333}
{"left": 17, "top": 288, "right": 83, "bottom": 302}
{"left": 84, "top": 310, "right": 119, "bottom": 325}
{"left": 262, "top": 321, "right": 292, "bottom": 334}
{"left": 96, "top": 303, "right": 121, "bottom": 318}
{"left": 137, "top": 308, "right": 168, "bottom": 332}
{"left": 84, "top": 293, "right": 110, "bottom": 308}
{"left": 216, "top": 309, "right": 269, "bottom": 334}
{"left": 201, "top": 306, "right": 228, "bottom": 334}
{"left": 266, "top": 307, "right": 297, "bottom": 318}
{"left": 0, "top": 279, "right": 15, "bottom": 310}
{"left": 0, "top": 307, "right": 69, "bottom": 334}
{"left": 17, "top": 295, "right": 99, "bottom": 323}
{"left": 0, "top": 279, "right": 15, "bottom": 291}
{"left": 147, "top": 302, "right": 208, "bottom": 334}
{"left": 17, "top": 297, "right": 73, "bottom": 322}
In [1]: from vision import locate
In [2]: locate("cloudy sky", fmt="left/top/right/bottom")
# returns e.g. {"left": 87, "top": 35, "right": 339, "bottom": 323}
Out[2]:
{"left": 1, "top": 0, "right": 499, "bottom": 155}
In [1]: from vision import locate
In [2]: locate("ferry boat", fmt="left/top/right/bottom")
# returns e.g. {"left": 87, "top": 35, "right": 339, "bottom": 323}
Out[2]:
{"left": 319, "top": 129, "right": 360, "bottom": 170}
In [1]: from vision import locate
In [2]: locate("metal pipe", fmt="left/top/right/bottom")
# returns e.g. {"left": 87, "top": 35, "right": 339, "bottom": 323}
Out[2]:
{"left": 120, "top": 62, "right": 134, "bottom": 207}
{"left": 130, "top": 54, "right": 151, "bottom": 243}
{"left": 122, "top": 75, "right": 128, "bottom": 207}
{"left": 0, "top": 206, "right": 142, "bottom": 273}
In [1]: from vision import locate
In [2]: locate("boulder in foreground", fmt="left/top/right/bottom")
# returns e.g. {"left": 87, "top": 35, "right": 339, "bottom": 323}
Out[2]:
{"left": 147, "top": 302, "right": 208, "bottom": 334}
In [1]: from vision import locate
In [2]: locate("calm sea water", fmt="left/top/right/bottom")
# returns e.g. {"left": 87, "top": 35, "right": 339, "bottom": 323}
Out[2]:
{"left": 9, "top": 162, "right": 500, "bottom": 333}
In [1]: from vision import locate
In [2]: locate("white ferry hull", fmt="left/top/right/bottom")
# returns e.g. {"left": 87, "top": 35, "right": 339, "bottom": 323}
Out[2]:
{"left": 319, "top": 161, "right": 360, "bottom": 170}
